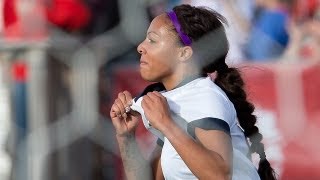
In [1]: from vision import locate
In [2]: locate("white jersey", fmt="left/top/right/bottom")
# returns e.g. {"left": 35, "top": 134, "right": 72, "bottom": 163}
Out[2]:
{"left": 131, "top": 77, "right": 260, "bottom": 180}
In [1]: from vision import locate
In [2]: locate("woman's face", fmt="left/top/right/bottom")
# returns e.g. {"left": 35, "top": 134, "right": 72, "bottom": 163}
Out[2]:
{"left": 137, "top": 14, "right": 182, "bottom": 82}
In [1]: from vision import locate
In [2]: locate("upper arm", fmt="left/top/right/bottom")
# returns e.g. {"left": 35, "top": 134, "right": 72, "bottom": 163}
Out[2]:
{"left": 150, "top": 144, "right": 164, "bottom": 180}
{"left": 195, "top": 127, "right": 233, "bottom": 171}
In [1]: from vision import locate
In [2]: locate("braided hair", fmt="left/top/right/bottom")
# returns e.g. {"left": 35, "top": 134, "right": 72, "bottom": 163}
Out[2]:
{"left": 172, "top": 4, "right": 277, "bottom": 180}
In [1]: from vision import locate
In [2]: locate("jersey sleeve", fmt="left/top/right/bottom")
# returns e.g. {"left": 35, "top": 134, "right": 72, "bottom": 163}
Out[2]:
{"left": 179, "top": 87, "right": 236, "bottom": 138}
{"left": 187, "top": 117, "right": 231, "bottom": 138}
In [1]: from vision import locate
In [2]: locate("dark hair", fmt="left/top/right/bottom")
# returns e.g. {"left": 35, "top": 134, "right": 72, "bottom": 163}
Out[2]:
{"left": 172, "top": 4, "right": 277, "bottom": 180}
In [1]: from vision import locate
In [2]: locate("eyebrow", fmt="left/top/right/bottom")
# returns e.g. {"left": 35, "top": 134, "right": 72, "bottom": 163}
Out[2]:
{"left": 147, "top": 31, "right": 160, "bottom": 37}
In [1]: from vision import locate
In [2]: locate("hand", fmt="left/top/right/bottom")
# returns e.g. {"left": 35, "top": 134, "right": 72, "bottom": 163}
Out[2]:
{"left": 141, "top": 91, "right": 172, "bottom": 132}
{"left": 110, "top": 91, "right": 140, "bottom": 137}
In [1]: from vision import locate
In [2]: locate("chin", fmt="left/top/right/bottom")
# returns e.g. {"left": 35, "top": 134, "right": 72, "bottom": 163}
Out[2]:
{"left": 140, "top": 71, "right": 158, "bottom": 82}
{"left": 141, "top": 74, "right": 155, "bottom": 82}
{"left": 140, "top": 70, "right": 150, "bottom": 80}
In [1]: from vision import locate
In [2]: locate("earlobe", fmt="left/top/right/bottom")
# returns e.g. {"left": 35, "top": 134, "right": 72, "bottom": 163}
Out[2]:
{"left": 180, "top": 46, "right": 193, "bottom": 62}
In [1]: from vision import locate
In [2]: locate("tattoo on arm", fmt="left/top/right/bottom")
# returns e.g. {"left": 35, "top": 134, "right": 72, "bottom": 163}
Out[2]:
{"left": 118, "top": 134, "right": 152, "bottom": 180}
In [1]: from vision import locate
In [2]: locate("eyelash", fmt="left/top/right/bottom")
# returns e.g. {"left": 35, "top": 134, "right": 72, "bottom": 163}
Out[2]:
{"left": 147, "top": 38, "right": 155, "bottom": 43}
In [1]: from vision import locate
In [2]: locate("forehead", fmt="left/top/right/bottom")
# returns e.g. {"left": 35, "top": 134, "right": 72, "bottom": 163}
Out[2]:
{"left": 148, "top": 14, "right": 176, "bottom": 37}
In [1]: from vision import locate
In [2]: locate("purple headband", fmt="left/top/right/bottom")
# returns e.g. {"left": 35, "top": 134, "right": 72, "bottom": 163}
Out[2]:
{"left": 167, "top": 10, "right": 192, "bottom": 46}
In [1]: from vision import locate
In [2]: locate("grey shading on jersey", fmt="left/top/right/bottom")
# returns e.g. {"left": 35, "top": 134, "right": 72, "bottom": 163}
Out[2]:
{"left": 187, "top": 117, "right": 231, "bottom": 139}
{"left": 156, "top": 116, "right": 230, "bottom": 147}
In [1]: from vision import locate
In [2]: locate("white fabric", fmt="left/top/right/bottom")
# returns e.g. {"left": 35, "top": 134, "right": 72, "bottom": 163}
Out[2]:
{"left": 131, "top": 77, "right": 260, "bottom": 179}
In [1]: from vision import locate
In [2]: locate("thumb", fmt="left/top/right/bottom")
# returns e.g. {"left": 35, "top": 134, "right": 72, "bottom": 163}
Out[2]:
{"left": 110, "top": 111, "right": 122, "bottom": 128}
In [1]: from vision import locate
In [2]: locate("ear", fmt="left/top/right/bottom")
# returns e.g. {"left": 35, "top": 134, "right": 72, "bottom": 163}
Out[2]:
{"left": 178, "top": 46, "right": 193, "bottom": 62}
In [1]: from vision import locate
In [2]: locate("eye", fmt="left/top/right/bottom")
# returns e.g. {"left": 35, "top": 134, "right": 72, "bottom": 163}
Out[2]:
{"left": 147, "top": 37, "right": 156, "bottom": 43}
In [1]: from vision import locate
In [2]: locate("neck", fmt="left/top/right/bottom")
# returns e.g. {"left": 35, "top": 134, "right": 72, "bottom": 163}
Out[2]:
{"left": 161, "top": 68, "right": 201, "bottom": 90}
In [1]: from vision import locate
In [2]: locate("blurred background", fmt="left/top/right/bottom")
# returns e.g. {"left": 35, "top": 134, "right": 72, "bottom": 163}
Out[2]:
{"left": 0, "top": 0, "right": 319, "bottom": 179}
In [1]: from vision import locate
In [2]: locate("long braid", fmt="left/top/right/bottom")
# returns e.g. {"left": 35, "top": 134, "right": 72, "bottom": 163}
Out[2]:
{"left": 214, "top": 65, "right": 277, "bottom": 180}
{"left": 174, "top": 4, "right": 278, "bottom": 179}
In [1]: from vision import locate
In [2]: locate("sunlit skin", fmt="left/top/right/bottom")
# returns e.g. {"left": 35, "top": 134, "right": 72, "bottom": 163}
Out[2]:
{"left": 137, "top": 14, "right": 195, "bottom": 90}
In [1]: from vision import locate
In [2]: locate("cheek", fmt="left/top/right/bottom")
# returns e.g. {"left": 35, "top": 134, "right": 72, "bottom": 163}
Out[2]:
{"left": 153, "top": 47, "right": 178, "bottom": 71}
{"left": 154, "top": 59, "right": 174, "bottom": 73}
{"left": 140, "top": 56, "right": 177, "bottom": 82}
{"left": 140, "top": 58, "right": 174, "bottom": 81}
{"left": 140, "top": 42, "right": 179, "bottom": 80}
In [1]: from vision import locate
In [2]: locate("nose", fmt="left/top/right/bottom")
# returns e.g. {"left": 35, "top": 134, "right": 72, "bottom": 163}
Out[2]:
{"left": 137, "top": 43, "right": 145, "bottom": 55}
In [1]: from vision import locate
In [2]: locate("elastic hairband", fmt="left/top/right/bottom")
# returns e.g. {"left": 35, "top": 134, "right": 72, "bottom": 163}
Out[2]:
{"left": 167, "top": 10, "right": 192, "bottom": 46}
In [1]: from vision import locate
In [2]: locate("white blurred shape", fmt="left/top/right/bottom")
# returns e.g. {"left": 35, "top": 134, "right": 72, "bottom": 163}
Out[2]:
{"left": 0, "top": 59, "right": 12, "bottom": 180}
{"left": 254, "top": 108, "right": 284, "bottom": 177}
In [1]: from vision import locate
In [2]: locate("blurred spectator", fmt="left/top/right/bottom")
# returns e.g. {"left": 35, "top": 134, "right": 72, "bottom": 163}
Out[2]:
{"left": 282, "top": 1, "right": 320, "bottom": 63}
{"left": 292, "top": 0, "right": 319, "bottom": 22}
{"left": 167, "top": 0, "right": 183, "bottom": 10}
{"left": 147, "top": 1, "right": 168, "bottom": 19}
{"left": 3, "top": 0, "right": 47, "bottom": 39}
{"left": 244, "top": 0, "right": 294, "bottom": 61}
{"left": 81, "top": 0, "right": 120, "bottom": 37}
{"left": 3, "top": 0, "right": 91, "bottom": 37}
{"left": 187, "top": 0, "right": 255, "bottom": 64}
{"left": 45, "top": 0, "right": 91, "bottom": 33}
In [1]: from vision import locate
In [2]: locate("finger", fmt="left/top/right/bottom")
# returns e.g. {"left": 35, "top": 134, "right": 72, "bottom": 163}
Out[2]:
{"left": 112, "top": 104, "right": 125, "bottom": 119}
{"left": 146, "top": 92, "right": 158, "bottom": 101}
{"left": 143, "top": 94, "right": 152, "bottom": 104}
{"left": 110, "top": 111, "right": 120, "bottom": 121}
{"left": 152, "top": 91, "right": 163, "bottom": 98}
{"left": 153, "top": 91, "right": 168, "bottom": 104}
{"left": 110, "top": 110, "right": 122, "bottom": 126}
{"left": 110, "top": 108, "right": 118, "bottom": 119}
{"left": 120, "top": 91, "right": 133, "bottom": 114}
{"left": 147, "top": 92, "right": 164, "bottom": 104}
{"left": 141, "top": 100, "right": 149, "bottom": 112}
{"left": 111, "top": 103, "right": 121, "bottom": 117}
{"left": 110, "top": 111, "right": 122, "bottom": 129}
{"left": 114, "top": 98, "right": 126, "bottom": 116}
{"left": 152, "top": 91, "right": 165, "bottom": 101}
{"left": 123, "top": 91, "right": 133, "bottom": 106}
{"left": 141, "top": 95, "right": 152, "bottom": 111}
{"left": 118, "top": 92, "right": 131, "bottom": 114}
{"left": 118, "top": 92, "right": 127, "bottom": 105}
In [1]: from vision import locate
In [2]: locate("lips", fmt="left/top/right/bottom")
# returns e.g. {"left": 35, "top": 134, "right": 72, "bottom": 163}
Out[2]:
{"left": 140, "top": 58, "right": 148, "bottom": 66}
